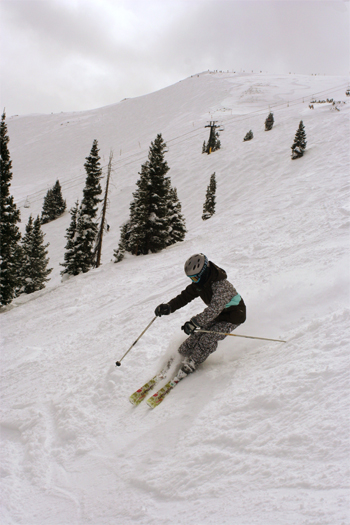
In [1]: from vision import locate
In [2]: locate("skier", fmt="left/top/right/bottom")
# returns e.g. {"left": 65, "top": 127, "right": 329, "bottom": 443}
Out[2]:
{"left": 154, "top": 254, "right": 246, "bottom": 379}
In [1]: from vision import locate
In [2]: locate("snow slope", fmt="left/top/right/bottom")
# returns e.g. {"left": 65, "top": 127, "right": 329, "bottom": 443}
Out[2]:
{"left": 1, "top": 72, "right": 350, "bottom": 524}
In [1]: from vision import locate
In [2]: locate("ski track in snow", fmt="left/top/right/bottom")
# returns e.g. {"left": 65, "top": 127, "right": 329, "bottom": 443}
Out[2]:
{"left": 1, "top": 72, "right": 349, "bottom": 524}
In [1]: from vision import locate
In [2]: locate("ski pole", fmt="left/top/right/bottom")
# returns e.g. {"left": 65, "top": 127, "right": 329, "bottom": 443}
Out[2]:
{"left": 196, "top": 329, "right": 286, "bottom": 343}
{"left": 115, "top": 316, "right": 157, "bottom": 367}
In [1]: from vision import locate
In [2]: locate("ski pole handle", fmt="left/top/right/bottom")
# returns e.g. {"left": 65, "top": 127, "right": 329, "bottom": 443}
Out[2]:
{"left": 196, "top": 329, "right": 286, "bottom": 343}
{"left": 116, "top": 316, "right": 157, "bottom": 367}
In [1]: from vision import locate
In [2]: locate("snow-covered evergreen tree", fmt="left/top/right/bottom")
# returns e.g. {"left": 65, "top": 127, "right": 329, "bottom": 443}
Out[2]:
{"left": 215, "top": 131, "right": 221, "bottom": 151}
{"left": 61, "top": 140, "right": 102, "bottom": 276}
{"left": 0, "top": 111, "right": 22, "bottom": 306}
{"left": 41, "top": 189, "right": 55, "bottom": 223}
{"left": 114, "top": 134, "right": 185, "bottom": 261}
{"left": 291, "top": 121, "right": 307, "bottom": 159}
{"left": 20, "top": 215, "right": 52, "bottom": 294}
{"left": 145, "top": 134, "right": 172, "bottom": 252}
{"left": 73, "top": 140, "right": 102, "bottom": 272}
{"left": 60, "top": 201, "right": 80, "bottom": 276}
{"left": 202, "top": 172, "right": 217, "bottom": 220}
{"left": 52, "top": 180, "right": 66, "bottom": 216}
{"left": 244, "top": 130, "right": 254, "bottom": 141}
{"left": 82, "top": 140, "right": 103, "bottom": 217}
{"left": 265, "top": 112, "right": 274, "bottom": 131}
{"left": 72, "top": 202, "right": 100, "bottom": 273}
{"left": 127, "top": 162, "right": 153, "bottom": 256}
{"left": 113, "top": 220, "right": 131, "bottom": 262}
{"left": 41, "top": 180, "right": 66, "bottom": 223}
{"left": 166, "top": 185, "right": 186, "bottom": 245}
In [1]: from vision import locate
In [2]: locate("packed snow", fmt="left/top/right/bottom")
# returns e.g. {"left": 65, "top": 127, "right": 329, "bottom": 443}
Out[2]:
{"left": 1, "top": 72, "right": 349, "bottom": 524}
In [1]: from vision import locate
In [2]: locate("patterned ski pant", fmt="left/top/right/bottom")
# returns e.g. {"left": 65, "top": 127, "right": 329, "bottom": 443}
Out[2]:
{"left": 178, "top": 321, "right": 238, "bottom": 369}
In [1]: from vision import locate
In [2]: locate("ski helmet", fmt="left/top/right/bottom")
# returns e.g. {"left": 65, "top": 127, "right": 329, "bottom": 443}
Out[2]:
{"left": 184, "top": 253, "right": 209, "bottom": 283}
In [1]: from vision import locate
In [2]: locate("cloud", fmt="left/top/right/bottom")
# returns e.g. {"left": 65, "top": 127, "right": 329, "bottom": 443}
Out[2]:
{"left": 0, "top": 0, "right": 349, "bottom": 115}
{"left": 158, "top": 1, "right": 349, "bottom": 75}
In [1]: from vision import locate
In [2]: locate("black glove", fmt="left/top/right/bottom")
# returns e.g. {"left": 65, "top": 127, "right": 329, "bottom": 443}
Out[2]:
{"left": 181, "top": 318, "right": 200, "bottom": 335}
{"left": 155, "top": 303, "right": 171, "bottom": 317}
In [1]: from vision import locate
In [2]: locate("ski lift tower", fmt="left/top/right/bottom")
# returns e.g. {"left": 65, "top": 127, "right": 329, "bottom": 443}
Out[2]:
{"left": 205, "top": 121, "right": 223, "bottom": 154}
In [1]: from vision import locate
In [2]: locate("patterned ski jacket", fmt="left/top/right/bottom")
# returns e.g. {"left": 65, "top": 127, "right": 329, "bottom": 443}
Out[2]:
{"left": 168, "top": 262, "right": 246, "bottom": 327}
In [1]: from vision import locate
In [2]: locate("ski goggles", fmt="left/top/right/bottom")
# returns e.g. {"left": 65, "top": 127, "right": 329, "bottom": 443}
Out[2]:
{"left": 189, "top": 274, "right": 201, "bottom": 283}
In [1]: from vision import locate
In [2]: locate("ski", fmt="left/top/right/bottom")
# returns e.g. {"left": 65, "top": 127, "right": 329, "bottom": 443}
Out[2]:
{"left": 129, "top": 358, "right": 174, "bottom": 406}
{"left": 146, "top": 373, "right": 184, "bottom": 408}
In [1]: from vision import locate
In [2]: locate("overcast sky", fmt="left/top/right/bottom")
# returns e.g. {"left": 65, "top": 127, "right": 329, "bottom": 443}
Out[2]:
{"left": 1, "top": 0, "right": 349, "bottom": 116}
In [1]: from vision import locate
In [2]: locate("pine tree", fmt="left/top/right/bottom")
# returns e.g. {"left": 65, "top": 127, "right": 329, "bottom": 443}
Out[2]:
{"left": 113, "top": 220, "right": 131, "bottom": 262}
{"left": 291, "top": 121, "right": 307, "bottom": 159}
{"left": 214, "top": 131, "right": 221, "bottom": 151}
{"left": 82, "top": 140, "right": 103, "bottom": 219}
{"left": 60, "top": 201, "right": 80, "bottom": 276}
{"left": 113, "top": 162, "right": 152, "bottom": 259}
{"left": 52, "top": 180, "right": 66, "bottom": 216}
{"left": 166, "top": 185, "right": 186, "bottom": 245}
{"left": 41, "top": 180, "right": 66, "bottom": 224}
{"left": 202, "top": 140, "right": 207, "bottom": 154}
{"left": 41, "top": 188, "right": 55, "bottom": 223}
{"left": 114, "top": 134, "right": 185, "bottom": 261}
{"left": 145, "top": 134, "right": 172, "bottom": 252}
{"left": 19, "top": 215, "right": 52, "bottom": 294}
{"left": 243, "top": 130, "right": 254, "bottom": 141}
{"left": 61, "top": 140, "right": 102, "bottom": 276}
{"left": 0, "top": 110, "right": 22, "bottom": 306}
{"left": 202, "top": 172, "right": 217, "bottom": 220}
{"left": 126, "top": 161, "right": 153, "bottom": 256}
{"left": 265, "top": 112, "right": 274, "bottom": 131}
{"left": 72, "top": 202, "right": 99, "bottom": 273}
